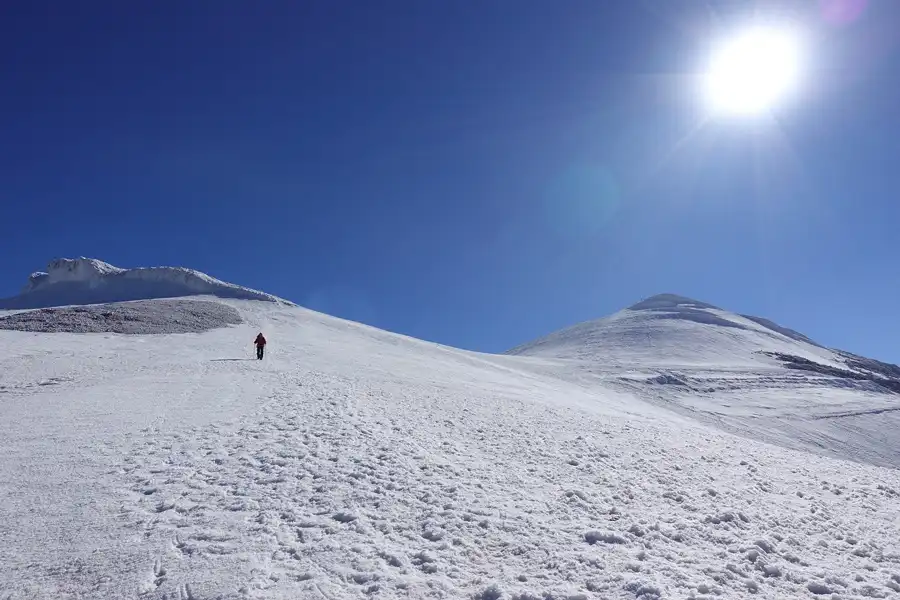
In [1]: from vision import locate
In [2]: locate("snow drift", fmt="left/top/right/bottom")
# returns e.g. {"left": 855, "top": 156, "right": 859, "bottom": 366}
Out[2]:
{"left": 0, "top": 257, "right": 289, "bottom": 309}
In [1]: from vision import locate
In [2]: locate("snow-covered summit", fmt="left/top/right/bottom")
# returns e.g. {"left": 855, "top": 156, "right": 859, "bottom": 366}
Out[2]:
{"left": 509, "top": 293, "right": 831, "bottom": 368}
{"left": 628, "top": 294, "right": 821, "bottom": 347}
{"left": 24, "top": 257, "right": 126, "bottom": 292}
{"left": 1, "top": 257, "right": 291, "bottom": 309}
{"left": 511, "top": 293, "right": 900, "bottom": 469}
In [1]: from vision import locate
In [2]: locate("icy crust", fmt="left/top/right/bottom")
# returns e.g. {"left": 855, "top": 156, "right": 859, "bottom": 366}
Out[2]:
{"left": 2, "top": 257, "right": 290, "bottom": 309}
{"left": 0, "top": 299, "right": 242, "bottom": 334}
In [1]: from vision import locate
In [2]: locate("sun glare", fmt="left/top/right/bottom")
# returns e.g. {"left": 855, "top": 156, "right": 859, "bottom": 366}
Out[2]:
{"left": 705, "top": 26, "right": 803, "bottom": 116}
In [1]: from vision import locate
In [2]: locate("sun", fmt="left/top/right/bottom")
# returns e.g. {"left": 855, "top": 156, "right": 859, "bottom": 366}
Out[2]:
{"left": 705, "top": 26, "right": 803, "bottom": 116}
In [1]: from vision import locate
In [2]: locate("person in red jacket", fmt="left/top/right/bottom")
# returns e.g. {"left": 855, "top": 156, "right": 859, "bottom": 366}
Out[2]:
{"left": 254, "top": 332, "right": 267, "bottom": 360}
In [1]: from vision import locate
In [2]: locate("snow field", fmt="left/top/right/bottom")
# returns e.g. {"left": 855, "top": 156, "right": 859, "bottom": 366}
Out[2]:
{"left": 0, "top": 299, "right": 242, "bottom": 334}
{"left": 1, "top": 299, "right": 899, "bottom": 599}
{"left": 121, "top": 366, "right": 900, "bottom": 599}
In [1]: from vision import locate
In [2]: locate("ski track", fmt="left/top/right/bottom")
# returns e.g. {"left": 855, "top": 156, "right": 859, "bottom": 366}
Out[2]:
{"left": 2, "top": 300, "right": 900, "bottom": 599}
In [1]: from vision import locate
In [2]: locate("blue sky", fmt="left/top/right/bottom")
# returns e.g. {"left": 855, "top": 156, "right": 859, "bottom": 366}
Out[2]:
{"left": 1, "top": 1, "right": 899, "bottom": 362}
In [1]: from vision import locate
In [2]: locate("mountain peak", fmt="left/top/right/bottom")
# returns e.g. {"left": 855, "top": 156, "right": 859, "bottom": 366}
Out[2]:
{"left": 628, "top": 294, "right": 720, "bottom": 312}
{"left": 2, "top": 257, "right": 290, "bottom": 309}
{"left": 509, "top": 292, "right": 831, "bottom": 368}
{"left": 24, "top": 257, "right": 125, "bottom": 293}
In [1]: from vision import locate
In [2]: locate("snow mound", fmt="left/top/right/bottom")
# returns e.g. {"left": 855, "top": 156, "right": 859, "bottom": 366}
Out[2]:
{"left": 1, "top": 257, "right": 290, "bottom": 309}
{"left": 0, "top": 299, "right": 242, "bottom": 335}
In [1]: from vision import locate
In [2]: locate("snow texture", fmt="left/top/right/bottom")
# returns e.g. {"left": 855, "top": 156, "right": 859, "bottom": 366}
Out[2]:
{"left": 0, "top": 298, "right": 242, "bottom": 334}
{"left": 0, "top": 257, "right": 289, "bottom": 309}
{"left": 2, "top": 288, "right": 900, "bottom": 599}
{"left": 509, "top": 293, "right": 900, "bottom": 469}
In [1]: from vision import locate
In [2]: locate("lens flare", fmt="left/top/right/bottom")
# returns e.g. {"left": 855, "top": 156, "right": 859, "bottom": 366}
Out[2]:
{"left": 821, "top": 0, "right": 867, "bottom": 25}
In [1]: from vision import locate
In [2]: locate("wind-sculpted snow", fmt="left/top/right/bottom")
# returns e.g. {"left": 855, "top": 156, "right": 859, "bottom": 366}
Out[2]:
{"left": 0, "top": 257, "right": 289, "bottom": 309}
{"left": 3, "top": 298, "right": 900, "bottom": 599}
{"left": 0, "top": 299, "right": 242, "bottom": 334}
{"left": 761, "top": 351, "right": 900, "bottom": 394}
{"left": 841, "top": 352, "right": 900, "bottom": 380}
{"left": 740, "top": 314, "right": 822, "bottom": 348}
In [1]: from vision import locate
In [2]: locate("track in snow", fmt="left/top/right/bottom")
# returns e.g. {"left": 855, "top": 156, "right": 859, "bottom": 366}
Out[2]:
{"left": 117, "top": 370, "right": 900, "bottom": 600}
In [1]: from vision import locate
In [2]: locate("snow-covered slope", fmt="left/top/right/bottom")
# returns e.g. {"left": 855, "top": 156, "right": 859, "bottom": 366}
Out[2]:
{"left": 510, "top": 293, "right": 900, "bottom": 469}
{"left": 0, "top": 298, "right": 243, "bottom": 334}
{"left": 509, "top": 294, "right": 838, "bottom": 368}
{"left": 0, "top": 257, "right": 288, "bottom": 309}
{"left": 2, "top": 282, "right": 900, "bottom": 599}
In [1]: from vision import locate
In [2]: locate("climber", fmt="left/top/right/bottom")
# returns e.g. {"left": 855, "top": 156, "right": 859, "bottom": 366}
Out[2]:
{"left": 254, "top": 332, "right": 266, "bottom": 360}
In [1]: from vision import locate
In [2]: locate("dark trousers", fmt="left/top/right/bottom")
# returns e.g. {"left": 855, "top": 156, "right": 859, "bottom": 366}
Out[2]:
{"left": 256, "top": 345, "right": 265, "bottom": 360}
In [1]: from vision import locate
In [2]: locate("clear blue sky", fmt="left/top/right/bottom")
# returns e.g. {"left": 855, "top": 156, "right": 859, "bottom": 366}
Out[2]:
{"left": 1, "top": 1, "right": 898, "bottom": 362}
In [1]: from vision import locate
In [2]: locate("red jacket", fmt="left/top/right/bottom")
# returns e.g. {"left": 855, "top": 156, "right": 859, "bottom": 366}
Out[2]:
{"left": 254, "top": 334, "right": 266, "bottom": 347}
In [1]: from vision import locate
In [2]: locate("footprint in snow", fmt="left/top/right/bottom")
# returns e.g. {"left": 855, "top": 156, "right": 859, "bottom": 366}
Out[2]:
{"left": 584, "top": 531, "right": 627, "bottom": 545}
{"left": 153, "top": 558, "right": 167, "bottom": 587}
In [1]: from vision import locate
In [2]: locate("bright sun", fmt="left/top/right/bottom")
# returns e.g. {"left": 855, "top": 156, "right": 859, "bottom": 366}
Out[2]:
{"left": 705, "top": 26, "right": 803, "bottom": 116}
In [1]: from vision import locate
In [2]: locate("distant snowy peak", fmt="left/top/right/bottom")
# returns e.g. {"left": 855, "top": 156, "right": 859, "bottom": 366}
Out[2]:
{"left": 508, "top": 293, "right": 832, "bottom": 367}
{"left": 2, "top": 257, "right": 292, "bottom": 309}
{"left": 23, "top": 258, "right": 125, "bottom": 292}
{"left": 625, "top": 294, "right": 820, "bottom": 348}
{"left": 627, "top": 294, "right": 821, "bottom": 347}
